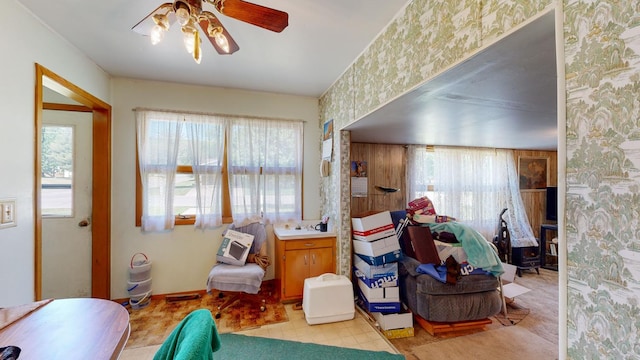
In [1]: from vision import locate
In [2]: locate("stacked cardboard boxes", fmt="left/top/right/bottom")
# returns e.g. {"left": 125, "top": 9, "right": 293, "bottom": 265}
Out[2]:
{"left": 352, "top": 211, "right": 413, "bottom": 338}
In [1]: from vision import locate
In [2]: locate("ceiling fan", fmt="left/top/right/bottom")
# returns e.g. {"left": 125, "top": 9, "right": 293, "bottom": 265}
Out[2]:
{"left": 132, "top": 0, "right": 289, "bottom": 63}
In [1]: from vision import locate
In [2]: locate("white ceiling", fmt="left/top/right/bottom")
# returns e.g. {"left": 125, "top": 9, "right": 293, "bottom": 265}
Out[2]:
{"left": 21, "top": 0, "right": 557, "bottom": 150}
{"left": 19, "top": 0, "right": 411, "bottom": 97}
{"left": 346, "top": 11, "right": 558, "bottom": 150}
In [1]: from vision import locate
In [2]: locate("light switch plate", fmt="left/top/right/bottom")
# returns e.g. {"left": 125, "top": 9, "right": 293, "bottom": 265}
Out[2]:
{"left": 0, "top": 198, "right": 17, "bottom": 229}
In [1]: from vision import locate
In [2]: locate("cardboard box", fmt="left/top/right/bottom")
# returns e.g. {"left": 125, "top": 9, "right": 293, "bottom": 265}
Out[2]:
{"left": 355, "top": 251, "right": 402, "bottom": 266}
{"left": 381, "top": 327, "right": 415, "bottom": 339}
{"left": 353, "top": 255, "right": 398, "bottom": 288}
{"left": 357, "top": 279, "right": 399, "bottom": 302}
{"left": 500, "top": 263, "right": 531, "bottom": 299}
{"left": 357, "top": 287, "right": 401, "bottom": 313}
{"left": 372, "top": 308, "right": 413, "bottom": 330}
{"left": 353, "top": 235, "right": 400, "bottom": 258}
{"left": 352, "top": 211, "right": 396, "bottom": 242}
{"left": 434, "top": 240, "right": 468, "bottom": 263}
{"left": 216, "top": 229, "right": 254, "bottom": 266}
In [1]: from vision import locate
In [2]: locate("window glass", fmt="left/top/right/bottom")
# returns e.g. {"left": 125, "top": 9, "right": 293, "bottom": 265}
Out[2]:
{"left": 41, "top": 125, "right": 73, "bottom": 217}
{"left": 174, "top": 172, "right": 197, "bottom": 217}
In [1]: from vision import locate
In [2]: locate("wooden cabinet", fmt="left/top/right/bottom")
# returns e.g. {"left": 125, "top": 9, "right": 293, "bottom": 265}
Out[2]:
{"left": 275, "top": 236, "right": 336, "bottom": 302}
{"left": 540, "top": 224, "right": 558, "bottom": 271}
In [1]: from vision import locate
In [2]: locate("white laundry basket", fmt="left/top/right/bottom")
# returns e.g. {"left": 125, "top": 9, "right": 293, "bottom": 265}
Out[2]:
{"left": 129, "top": 252, "right": 152, "bottom": 282}
{"left": 130, "top": 290, "right": 152, "bottom": 310}
{"left": 128, "top": 253, "right": 152, "bottom": 309}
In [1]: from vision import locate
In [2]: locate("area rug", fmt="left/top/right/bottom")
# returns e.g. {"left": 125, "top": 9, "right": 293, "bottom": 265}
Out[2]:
{"left": 125, "top": 280, "right": 288, "bottom": 349}
{"left": 216, "top": 333, "right": 405, "bottom": 359}
{"left": 493, "top": 301, "right": 530, "bottom": 326}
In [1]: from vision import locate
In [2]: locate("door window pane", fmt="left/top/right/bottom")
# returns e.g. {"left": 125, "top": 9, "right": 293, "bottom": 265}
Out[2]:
{"left": 41, "top": 125, "right": 73, "bottom": 217}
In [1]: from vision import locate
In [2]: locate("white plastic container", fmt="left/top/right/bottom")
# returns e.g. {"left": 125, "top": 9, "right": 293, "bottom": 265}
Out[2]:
{"left": 130, "top": 290, "right": 152, "bottom": 310}
{"left": 127, "top": 278, "right": 152, "bottom": 296}
{"left": 303, "top": 273, "right": 355, "bottom": 325}
{"left": 129, "top": 253, "right": 152, "bottom": 282}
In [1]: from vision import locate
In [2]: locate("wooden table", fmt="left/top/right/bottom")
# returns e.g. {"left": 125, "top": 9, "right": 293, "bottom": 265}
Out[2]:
{"left": 0, "top": 298, "right": 130, "bottom": 360}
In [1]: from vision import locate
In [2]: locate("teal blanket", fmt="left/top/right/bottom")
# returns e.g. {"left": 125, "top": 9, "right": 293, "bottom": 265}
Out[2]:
{"left": 429, "top": 222, "right": 504, "bottom": 277}
{"left": 153, "top": 309, "right": 221, "bottom": 360}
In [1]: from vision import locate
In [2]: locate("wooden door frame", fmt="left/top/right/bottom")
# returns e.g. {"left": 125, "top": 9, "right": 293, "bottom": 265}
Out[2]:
{"left": 34, "top": 64, "right": 112, "bottom": 300}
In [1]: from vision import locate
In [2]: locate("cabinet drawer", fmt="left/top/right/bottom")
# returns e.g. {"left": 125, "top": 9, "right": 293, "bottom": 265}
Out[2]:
{"left": 284, "top": 238, "right": 334, "bottom": 250}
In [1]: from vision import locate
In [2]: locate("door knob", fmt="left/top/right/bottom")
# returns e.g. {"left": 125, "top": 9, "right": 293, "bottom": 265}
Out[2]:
{"left": 78, "top": 219, "right": 90, "bottom": 227}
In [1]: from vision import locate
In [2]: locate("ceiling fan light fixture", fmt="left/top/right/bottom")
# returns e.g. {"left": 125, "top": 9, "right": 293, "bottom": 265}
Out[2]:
{"left": 215, "top": 32, "right": 229, "bottom": 53}
{"left": 193, "top": 30, "right": 202, "bottom": 64}
{"left": 175, "top": 2, "right": 191, "bottom": 26}
{"left": 182, "top": 27, "right": 196, "bottom": 54}
{"left": 134, "top": 0, "right": 289, "bottom": 62}
{"left": 207, "top": 25, "right": 229, "bottom": 53}
{"left": 150, "top": 14, "right": 170, "bottom": 45}
{"left": 150, "top": 25, "right": 165, "bottom": 45}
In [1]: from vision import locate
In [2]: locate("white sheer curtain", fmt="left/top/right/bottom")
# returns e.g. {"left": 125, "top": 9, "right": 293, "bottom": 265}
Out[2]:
{"left": 502, "top": 151, "right": 538, "bottom": 247}
{"left": 407, "top": 145, "right": 537, "bottom": 247}
{"left": 227, "top": 117, "right": 303, "bottom": 225}
{"left": 136, "top": 110, "right": 183, "bottom": 232}
{"left": 184, "top": 114, "right": 226, "bottom": 229}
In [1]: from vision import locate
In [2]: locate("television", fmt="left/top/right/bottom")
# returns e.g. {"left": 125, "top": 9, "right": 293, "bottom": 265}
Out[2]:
{"left": 546, "top": 187, "right": 557, "bottom": 221}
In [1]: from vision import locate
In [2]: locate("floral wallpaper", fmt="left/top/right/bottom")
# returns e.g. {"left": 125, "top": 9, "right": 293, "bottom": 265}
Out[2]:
{"left": 320, "top": 0, "right": 640, "bottom": 357}
{"left": 564, "top": 0, "right": 640, "bottom": 358}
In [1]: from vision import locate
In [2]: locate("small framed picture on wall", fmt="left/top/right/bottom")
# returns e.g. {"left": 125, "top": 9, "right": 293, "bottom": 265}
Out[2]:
{"left": 518, "top": 156, "right": 548, "bottom": 190}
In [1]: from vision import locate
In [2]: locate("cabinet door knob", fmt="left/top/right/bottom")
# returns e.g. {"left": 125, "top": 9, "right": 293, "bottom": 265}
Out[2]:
{"left": 304, "top": 255, "right": 308, "bottom": 265}
{"left": 312, "top": 254, "right": 316, "bottom": 264}
{"left": 304, "top": 243, "right": 314, "bottom": 247}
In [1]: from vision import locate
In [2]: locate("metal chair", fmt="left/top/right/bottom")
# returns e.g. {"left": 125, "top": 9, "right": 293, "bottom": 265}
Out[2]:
{"left": 206, "top": 222, "right": 270, "bottom": 319}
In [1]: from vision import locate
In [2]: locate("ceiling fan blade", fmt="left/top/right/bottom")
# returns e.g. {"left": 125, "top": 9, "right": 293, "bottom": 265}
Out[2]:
{"left": 132, "top": 3, "right": 175, "bottom": 36}
{"left": 198, "top": 14, "right": 240, "bottom": 55}
{"left": 211, "top": 0, "right": 288, "bottom": 33}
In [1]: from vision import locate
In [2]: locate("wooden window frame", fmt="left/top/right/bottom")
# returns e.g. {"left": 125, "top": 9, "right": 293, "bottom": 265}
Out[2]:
{"left": 135, "top": 138, "right": 232, "bottom": 227}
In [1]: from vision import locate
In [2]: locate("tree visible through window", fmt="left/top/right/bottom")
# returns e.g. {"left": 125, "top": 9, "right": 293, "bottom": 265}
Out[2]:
{"left": 41, "top": 125, "right": 73, "bottom": 217}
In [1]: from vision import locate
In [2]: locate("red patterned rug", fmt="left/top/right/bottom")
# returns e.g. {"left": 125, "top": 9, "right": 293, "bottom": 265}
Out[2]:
{"left": 125, "top": 280, "right": 288, "bottom": 349}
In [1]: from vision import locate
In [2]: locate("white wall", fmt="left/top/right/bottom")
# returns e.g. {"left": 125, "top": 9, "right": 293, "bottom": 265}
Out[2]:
{"left": 110, "top": 78, "right": 321, "bottom": 299}
{"left": 0, "top": 1, "right": 111, "bottom": 307}
{"left": 1, "top": 0, "right": 321, "bottom": 305}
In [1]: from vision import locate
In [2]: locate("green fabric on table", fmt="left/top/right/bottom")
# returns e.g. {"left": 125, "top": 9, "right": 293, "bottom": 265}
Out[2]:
{"left": 153, "top": 309, "right": 221, "bottom": 360}
{"left": 428, "top": 222, "right": 504, "bottom": 277}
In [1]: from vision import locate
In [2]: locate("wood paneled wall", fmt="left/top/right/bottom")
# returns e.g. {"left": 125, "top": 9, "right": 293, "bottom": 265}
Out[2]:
{"left": 514, "top": 150, "right": 558, "bottom": 238}
{"left": 350, "top": 143, "right": 406, "bottom": 216}
{"left": 349, "top": 143, "right": 557, "bottom": 238}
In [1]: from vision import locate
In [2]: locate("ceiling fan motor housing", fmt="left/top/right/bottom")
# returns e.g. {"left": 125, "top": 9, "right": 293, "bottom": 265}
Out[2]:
{"left": 174, "top": 0, "right": 203, "bottom": 17}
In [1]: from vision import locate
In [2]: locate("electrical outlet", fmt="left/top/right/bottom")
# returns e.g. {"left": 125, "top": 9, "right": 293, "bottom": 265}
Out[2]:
{"left": 0, "top": 198, "right": 16, "bottom": 228}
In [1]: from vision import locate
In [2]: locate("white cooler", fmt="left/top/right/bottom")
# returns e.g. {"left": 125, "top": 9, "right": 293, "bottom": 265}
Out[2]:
{"left": 302, "top": 273, "right": 355, "bottom": 325}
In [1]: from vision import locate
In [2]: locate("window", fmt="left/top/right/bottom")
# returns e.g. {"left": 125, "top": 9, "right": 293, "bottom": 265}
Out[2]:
{"left": 407, "top": 146, "right": 537, "bottom": 247}
{"left": 135, "top": 110, "right": 302, "bottom": 231}
{"left": 227, "top": 118, "right": 303, "bottom": 224}
{"left": 41, "top": 125, "right": 74, "bottom": 217}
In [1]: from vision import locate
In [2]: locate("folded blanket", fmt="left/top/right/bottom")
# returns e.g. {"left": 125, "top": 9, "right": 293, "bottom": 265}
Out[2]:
{"left": 427, "top": 222, "right": 504, "bottom": 277}
{"left": 153, "top": 309, "right": 221, "bottom": 360}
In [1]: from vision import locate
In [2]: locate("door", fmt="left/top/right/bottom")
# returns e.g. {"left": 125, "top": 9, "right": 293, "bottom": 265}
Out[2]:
{"left": 41, "top": 110, "right": 93, "bottom": 298}
{"left": 309, "top": 247, "right": 334, "bottom": 278}
{"left": 283, "top": 249, "right": 310, "bottom": 299}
